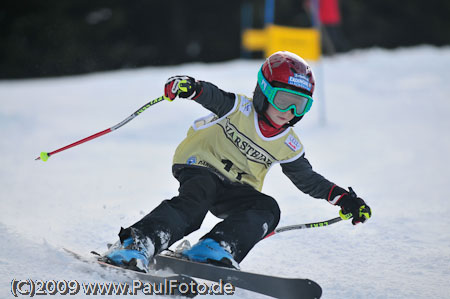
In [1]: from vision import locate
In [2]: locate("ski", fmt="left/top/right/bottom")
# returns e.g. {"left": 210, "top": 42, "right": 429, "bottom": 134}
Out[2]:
{"left": 152, "top": 252, "right": 322, "bottom": 299}
{"left": 63, "top": 248, "right": 198, "bottom": 297}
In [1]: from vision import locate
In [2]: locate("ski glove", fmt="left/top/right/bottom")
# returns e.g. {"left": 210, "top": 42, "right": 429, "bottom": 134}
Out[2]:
{"left": 328, "top": 185, "right": 372, "bottom": 225}
{"left": 164, "top": 75, "right": 202, "bottom": 101}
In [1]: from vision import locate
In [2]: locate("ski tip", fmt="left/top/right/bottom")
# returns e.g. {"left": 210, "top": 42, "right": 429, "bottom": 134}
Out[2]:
{"left": 307, "top": 279, "right": 323, "bottom": 299}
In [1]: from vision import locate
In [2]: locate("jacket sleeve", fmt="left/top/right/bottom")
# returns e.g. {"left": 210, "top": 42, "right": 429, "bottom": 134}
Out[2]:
{"left": 280, "top": 154, "right": 337, "bottom": 200}
{"left": 193, "top": 81, "right": 236, "bottom": 117}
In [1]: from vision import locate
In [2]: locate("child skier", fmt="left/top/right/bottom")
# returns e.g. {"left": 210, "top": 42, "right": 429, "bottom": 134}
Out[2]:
{"left": 103, "top": 51, "right": 372, "bottom": 272}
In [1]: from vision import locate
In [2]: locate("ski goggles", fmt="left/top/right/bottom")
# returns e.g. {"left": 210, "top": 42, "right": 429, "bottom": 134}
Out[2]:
{"left": 257, "top": 68, "right": 313, "bottom": 117}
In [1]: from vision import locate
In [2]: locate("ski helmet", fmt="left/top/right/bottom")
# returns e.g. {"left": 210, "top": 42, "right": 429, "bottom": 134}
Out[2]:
{"left": 253, "top": 51, "right": 315, "bottom": 125}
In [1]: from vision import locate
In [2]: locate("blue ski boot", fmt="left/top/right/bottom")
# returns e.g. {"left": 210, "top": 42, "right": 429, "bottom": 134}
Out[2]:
{"left": 102, "top": 227, "right": 154, "bottom": 273}
{"left": 182, "top": 238, "right": 240, "bottom": 269}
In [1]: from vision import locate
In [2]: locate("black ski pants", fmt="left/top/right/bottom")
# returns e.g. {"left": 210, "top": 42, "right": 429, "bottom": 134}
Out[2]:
{"left": 130, "top": 167, "right": 280, "bottom": 263}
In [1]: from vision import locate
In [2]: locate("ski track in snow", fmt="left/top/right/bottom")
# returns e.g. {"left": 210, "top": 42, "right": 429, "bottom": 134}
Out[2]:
{"left": 1, "top": 46, "right": 450, "bottom": 298}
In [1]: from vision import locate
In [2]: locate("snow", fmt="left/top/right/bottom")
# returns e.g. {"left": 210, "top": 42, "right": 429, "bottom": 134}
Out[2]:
{"left": 1, "top": 45, "right": 450, "bottom": 298}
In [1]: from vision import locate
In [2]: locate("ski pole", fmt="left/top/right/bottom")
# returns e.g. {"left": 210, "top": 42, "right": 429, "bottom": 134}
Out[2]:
{"left": 264, "top": 212, "right": 352, "bottom": 239}
{"left": 35, "top": 95, "right": 167, "bottom": 161}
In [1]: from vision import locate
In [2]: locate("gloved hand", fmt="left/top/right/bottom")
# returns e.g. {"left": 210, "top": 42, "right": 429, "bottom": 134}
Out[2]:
{"left": 164, "top": 75, "right": 202, "bottom": 101}
{"left": 338, "top": 187, "right": 372, "bottom": 225}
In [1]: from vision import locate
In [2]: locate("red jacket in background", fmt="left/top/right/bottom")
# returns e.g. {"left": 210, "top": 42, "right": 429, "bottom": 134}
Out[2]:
{"left": 319, "top": 0, "right": 341, "bottom": 25}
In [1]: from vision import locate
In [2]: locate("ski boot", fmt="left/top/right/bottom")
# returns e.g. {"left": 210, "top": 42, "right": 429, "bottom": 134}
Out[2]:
{"left": 182, "top": 238, "right": 240, "bottom": 269}
{"left": 101, "top": 227, "right": 154, "bottom": 273}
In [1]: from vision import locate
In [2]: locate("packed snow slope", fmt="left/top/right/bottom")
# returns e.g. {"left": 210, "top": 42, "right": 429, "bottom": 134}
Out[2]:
{"left": 1, "top": 46, "right": 450, "bottom": 298}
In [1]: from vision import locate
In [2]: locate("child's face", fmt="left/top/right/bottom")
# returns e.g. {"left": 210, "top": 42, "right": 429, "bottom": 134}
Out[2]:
{"left": 266, "top": 104, "right": 295, "bottom": 126}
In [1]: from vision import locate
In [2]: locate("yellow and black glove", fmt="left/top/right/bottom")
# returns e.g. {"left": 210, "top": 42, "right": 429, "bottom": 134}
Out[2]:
{"left": 328, "top": 186, "right": 372, "bottom": 225}
{"left": 164, "top": 75, "right": 202, "bottom": 101}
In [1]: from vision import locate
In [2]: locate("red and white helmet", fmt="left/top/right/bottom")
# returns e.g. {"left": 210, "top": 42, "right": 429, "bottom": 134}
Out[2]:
{"left": 254, "top": 51, "right": 315, "bottom": 125}
{"left": 261, "top": 51, "right": 315, "bottom": 95}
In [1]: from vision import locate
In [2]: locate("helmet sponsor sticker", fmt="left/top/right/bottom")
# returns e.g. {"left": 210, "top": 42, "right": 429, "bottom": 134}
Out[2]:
{"left": 288, "top": 73, "right": 312, "bottom": 91}
{"left": 284, "top": 134, "right": 301, "bottom": 152}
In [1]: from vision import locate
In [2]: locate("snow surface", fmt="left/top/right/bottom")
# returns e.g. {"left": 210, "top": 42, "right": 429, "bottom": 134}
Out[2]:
{"left": 1, "top": 46, "right": 450, "bottom": 298}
